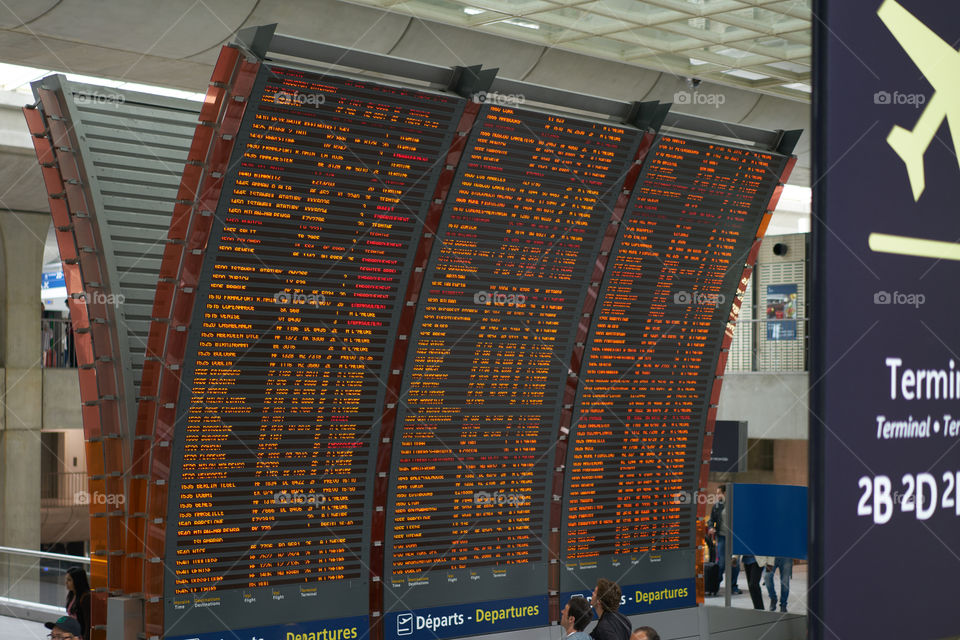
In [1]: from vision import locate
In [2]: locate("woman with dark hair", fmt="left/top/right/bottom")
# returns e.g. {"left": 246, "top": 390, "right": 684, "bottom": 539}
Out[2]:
{"left": 65, "top": 566, "right": 91, "bottom": 640}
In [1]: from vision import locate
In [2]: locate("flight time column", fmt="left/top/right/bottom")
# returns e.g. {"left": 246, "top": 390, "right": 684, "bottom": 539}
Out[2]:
{"left": 165, "top": 65, "right": 463, "bottom": 639}
{"left": 561, "top": 135, "right": 786, "bottom": 612}
{"left": 385, "top": 104, "right": 640, "bottom": 619}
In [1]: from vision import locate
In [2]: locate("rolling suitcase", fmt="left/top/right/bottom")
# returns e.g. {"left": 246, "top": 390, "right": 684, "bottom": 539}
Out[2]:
{"left": 704, "top": 561, "right": 721, "bottom": 595}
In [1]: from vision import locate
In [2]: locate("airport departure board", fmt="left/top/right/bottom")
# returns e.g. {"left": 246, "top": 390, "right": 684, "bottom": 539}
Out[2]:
{"left": 559, "top": 136, "right": 787, "bottom": 609}
{"left": 156, "top": 47, "right": 797, "bottom": 640}
{"left": 382, "top": 104, "right": 641, "bottom": 636}
{"left": 163, "top": 64, "right": 464, "bottom": 639}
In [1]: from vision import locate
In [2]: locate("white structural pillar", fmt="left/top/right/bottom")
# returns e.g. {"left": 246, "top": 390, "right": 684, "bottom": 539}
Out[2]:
{"left": 0, "top": 211, "right": 49, "bottom": 563}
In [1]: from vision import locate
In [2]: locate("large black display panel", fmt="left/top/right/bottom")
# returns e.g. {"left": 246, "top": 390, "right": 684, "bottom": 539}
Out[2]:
{"left": 560, "top": 135, "right": 786, "bottom": 611}
{"left": 382, "top": 104, "right": 640, "bottom": 638}
{"left": 814, "top": 1, "right": 960, "bottom": 637}
{"left": 163, "top": 64, "right": 463, "bottom": 639}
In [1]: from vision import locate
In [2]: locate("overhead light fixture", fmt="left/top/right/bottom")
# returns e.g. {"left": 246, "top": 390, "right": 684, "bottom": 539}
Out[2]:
{"left": 767, "top": 61, "right": 809, "bottom": 73}
{"left": 463, "top": 7, "right": 484, "bottom": 15}
{"left": 781, "top": 82, "right": 812, "bottom": 93}
{"left": 722, "top": 69, "right": 770, "bottom": 80}
{"left": 713, "top": 47, "right": 752, "bottom": 59}
{"left": 503, "top": 18, "right": 540, "bottom": 30}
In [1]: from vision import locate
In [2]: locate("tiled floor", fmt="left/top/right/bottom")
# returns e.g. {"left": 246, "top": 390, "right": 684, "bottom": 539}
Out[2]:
{"left": 705, "top": 563, "right": 808, "bottom": 615}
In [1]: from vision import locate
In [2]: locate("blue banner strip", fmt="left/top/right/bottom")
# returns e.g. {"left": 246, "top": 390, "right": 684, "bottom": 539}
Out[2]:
{"left": 561, "top": 578, "right": 696, "bottom": 617}
{"left": 166, "top": 614, "right": 369, "bottom": 640}
{"left": 384, "top": 595, "right": 548, "bottom": 640}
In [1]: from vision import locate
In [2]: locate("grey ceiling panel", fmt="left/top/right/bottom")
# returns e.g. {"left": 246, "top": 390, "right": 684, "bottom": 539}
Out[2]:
{"left": 114, "top": 255, "right": 162, "bottom": 272}
{"left": 739, "top": 94, "right": 810, "bottom": 182}
{"left": 390, "top": 19, "right": 546, "bottom": 79}
{"left": 231, "top": 0, "right": 414, "bottom": 57}
{"left": 31, "top": 75, "right": 200, "bottom": 434}
{"left": 104, "top": 210, "right": 177, "bottom": 228}
{"left": 72, "top": 98, "right": 200, "bottom": 123}
{"left": 2, "top": 1, "right": 811, "bottom": 183}
{"left": 24, "top": 0, "right": 255, "bottom": 60}
{"left": 0, "top": 0, "right": 59, "bottom": 29}
{"left": 88, "top": 153, "right": 188, "bottom": 176}
{"left": 640, "top": 75, "right": 762, "bottom": 123}
{"left": 85, "top": 139, "right": 187, "bottom": 164}
{"left": 97, "top": 172, "right": 183, "bottom": 191}
{"left": 117, "top": 274, "right": 166, "bottom": 289}
{"left": 522, "top": 48, "right": 663, "bottom": 102}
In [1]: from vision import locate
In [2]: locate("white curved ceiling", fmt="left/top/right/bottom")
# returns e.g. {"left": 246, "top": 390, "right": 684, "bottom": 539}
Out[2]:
{"left": 343, "top": 0, "right": 812, "bottom": 100}
{"left": 0, "top": 0, "right": 811, "bottom": 205}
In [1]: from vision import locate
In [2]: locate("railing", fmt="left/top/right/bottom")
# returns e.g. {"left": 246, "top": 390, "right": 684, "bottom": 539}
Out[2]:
{"left": 0, "top": 546, "right": 90, "bottom": 609}
{"left": 725, "top": 318, "right": 808, "bottom": 373}
{"left": 41, "top": 317, "right": 76, "bottom": 368}
{"left": 40, "top": 472, "right": 88, "bottom": 507}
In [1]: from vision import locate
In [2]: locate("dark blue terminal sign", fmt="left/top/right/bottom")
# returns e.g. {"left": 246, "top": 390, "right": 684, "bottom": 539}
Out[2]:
{"left": 382, "top": 104, "right": 640, "bottom": 640}
{"left": 815, "top": 1, "right": 960, "bottom": 638}
{"left": 560, "top": 135, "right": 786, "bottom": 614}
{"left": 162, "top": 65, "right": 464, "bottom": 640}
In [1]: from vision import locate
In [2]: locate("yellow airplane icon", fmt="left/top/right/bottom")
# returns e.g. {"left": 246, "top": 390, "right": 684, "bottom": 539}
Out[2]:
{"left": 878, "top": 0, "right": 958, "bottom": 201}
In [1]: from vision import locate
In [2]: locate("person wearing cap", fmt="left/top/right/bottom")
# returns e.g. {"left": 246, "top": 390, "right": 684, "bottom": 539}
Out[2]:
{"left": 45, "top": 615, "right": 83, "bottom": 639}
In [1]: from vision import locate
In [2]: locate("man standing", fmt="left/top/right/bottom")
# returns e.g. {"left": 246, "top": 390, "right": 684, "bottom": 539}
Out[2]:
{"left": 741, "top": 554, "right": 766, "bottom": 610}
{"left": 708, "top": 484, "right": 741, "bottom": 594}
{"left": 589, "top": 578, "right": 631, "bottom": 640}
{"left": 560, "top": 595, "right": 593, "bottom": 639}
{"left": 45, "top": 616, "right": 83, "bottom": 640}
{"left": 764, "top": 556, "right": 792, "bottom": 612}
